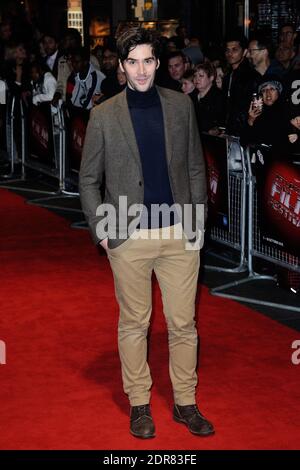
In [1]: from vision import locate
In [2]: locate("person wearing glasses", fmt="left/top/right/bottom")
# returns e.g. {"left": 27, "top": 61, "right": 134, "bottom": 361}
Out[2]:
{"left": 279, "top": 23, "right": 300, "bottom": 72}
{"left": 247, "top": 34, "right": 285, "bottom": 80}
{"left": 241, "top": 78, "right": 287, "bottom": 150}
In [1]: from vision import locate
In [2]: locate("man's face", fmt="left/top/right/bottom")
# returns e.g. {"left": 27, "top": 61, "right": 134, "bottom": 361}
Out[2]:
{"left": 279, "top": 26, "right": 296, "bottom": 46}
{"left": 63, "top": 34, "right": 81, "bottom": 52}
{"left": 120, "top": 43, "right": 159, "bottom": 92}
{"left": 71, "top": 55, "right": 86, "bottom": 74}
{"left": 43, "top": 36, "right": 58, "bottom": 57}
{"left": 275, "top": 44, "right": 294, "bottom": 65}
{"left": 225, "top": 41, "right": 245, "bottom": 67}
{"left": 102, "top": 49, "right": 118, "bottom": 72}
{"left": 261, "top": 85, "right": 279, "bottom": 106}
{"left": 247, "top": 40, "right": 266, "bottom": 68}
{"left": 168, "top": 55, "right": 186, "bottom": 81}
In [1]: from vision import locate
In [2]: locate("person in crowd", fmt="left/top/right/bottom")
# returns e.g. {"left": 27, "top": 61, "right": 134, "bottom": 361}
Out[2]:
{"left": 222, "top": 32, "right": 257, "bottom": 136}
{"left": 41, "top": 33, "right": 61, "bottom": 79}
{"left": 288, "top": 115, "right": 300, "bottom": 147}
{"left": 161, "top": 50, "right": 188, "bottom": 92}
{"left": 241, "top": 78, "right": 287, "bottom": 149}
{"left": 101, "top": 40, "right": 119, "bottom": 75}
{"left": 165, "top": 37, "right": 179, "bottom": 53}
{"left": 66, "top": 47, "right": 105, "bottom": 111}
{"left": 92, "top": 45, "right": 103, "bottom": 69}
{"left": 2, "top": 41, "right": 30, "bottom": 97}
{"left": 79, "top": 26, "right": 214, "bottom": 440}
{"left": 247, "top": 34, "right": 285, "bottom": 80}
{"left": 215, "top": 64, "right": 225, "bottom": 90}
{"left": 30, "top": 61, "right": 57, "bottom": 106}
{"left": 274, "top": 43, "right": 295, "bottom": 72}
{"left": 175, "top": 24, "right": 190, "bottom": 47}
{"left": 193, "top": 61, "right": 225, "bottom": 134}
{"left": 181, "top": 69, "right": 196, "bottom": 95}
{"left": 278, "top": 23, "right": 300, "bottom": 72}
{"left": 52, "top": 28, "right": 87, "bottom": 106}
{"left": 0, "top": 20, "right": 13, "bottom": 64}
{"left": 98, "top": 40, "right": 121, "bottom": 99}
{"left": 92, "top": 65, "right": 127, "bottom": 106}
{"left": 279, "top": 23, "right": 298, "bottom": 48}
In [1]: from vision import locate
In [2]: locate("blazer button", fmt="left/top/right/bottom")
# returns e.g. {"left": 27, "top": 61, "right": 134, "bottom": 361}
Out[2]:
{"left": 139, "top": 181, "right": 142, "bottom": 186}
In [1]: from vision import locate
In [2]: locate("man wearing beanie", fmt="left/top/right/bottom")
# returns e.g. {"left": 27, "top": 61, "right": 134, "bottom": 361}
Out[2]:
{"left": 79, "top": 27, "right": 213, "bottom": 439}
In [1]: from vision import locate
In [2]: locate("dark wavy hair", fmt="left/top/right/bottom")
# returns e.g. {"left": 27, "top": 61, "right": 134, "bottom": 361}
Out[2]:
{"left": 116, "top": 27, "right": 160, "bottom": 63}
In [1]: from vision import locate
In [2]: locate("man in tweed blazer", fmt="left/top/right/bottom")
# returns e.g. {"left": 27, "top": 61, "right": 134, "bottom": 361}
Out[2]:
{"left": 79, "top": 27, "right": 214, "bottom": 439}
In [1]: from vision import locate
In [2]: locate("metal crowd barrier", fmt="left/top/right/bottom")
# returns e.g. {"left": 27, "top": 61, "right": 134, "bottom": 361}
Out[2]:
{"left": 1, "top": 96, "right": 56, "bottom": 193}
{"left": 0, "top": 96, "right": 82, "bottom": 213}
{"left": 0, "top": 91, "right": 24, "bottom": 180}
{"left": 211, "top": 144, "right": 300, "bottom": 312}
{"left": 203, "top": 133, "right": 247, "bottom": 274}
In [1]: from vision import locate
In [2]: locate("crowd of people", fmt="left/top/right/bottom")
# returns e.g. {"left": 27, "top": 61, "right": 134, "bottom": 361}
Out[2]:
{"left": 0, "top": 18, "right": 300, "bottom": 152}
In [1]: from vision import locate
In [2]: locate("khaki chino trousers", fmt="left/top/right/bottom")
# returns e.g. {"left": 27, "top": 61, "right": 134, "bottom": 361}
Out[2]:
{"left": 107, "top": 224, "right": 200, "bottom": 407}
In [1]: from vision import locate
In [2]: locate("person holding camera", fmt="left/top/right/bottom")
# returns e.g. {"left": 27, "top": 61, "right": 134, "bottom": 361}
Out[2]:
{"left": 241, "top": 79, "right": 287, "bottom": 149}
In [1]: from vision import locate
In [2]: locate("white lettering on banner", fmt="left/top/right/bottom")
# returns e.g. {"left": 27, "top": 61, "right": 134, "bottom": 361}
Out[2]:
{"left": 291, "top": 80, "right": 300, "bottom": 105}
{"left": 270, "top": 175, "right": 300, "bottom": 227}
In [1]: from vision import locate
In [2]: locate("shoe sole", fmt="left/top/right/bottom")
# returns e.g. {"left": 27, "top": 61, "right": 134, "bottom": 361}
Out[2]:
{"left": 173, "top": 415, "right": 215, "bottom": 436}
{"left": 130, "top": 430, "right": 156, "bottom": 439}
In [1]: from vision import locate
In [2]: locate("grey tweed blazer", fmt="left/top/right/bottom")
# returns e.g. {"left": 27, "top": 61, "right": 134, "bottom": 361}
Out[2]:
{"left": 79, "top": 86, "right": 207, "bottom": 248}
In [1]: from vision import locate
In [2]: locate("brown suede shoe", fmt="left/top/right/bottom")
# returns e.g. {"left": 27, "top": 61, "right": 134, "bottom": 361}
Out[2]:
{"left": 173, "top": 404, "right": 215, "bottom": 436}
{"left": 130, "top": 404, "right": 155, "bottom": 439}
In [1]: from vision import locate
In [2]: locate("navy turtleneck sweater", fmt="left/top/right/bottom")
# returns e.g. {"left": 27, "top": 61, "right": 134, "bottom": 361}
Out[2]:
{"left": 127, "top": 86, "right": 175, "bottom": 228}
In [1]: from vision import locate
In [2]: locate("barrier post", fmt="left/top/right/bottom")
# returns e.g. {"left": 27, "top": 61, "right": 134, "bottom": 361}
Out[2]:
{"left": 204, "top": 134, "right": 248, "bottom": 273}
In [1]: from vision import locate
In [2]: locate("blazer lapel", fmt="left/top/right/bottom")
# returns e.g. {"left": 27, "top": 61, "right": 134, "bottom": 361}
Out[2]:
{"left": 115, "top": 90, "right": 143, "bottom": 173}
{"left": 157, "top": 86, "right": 173, "bottom": 165}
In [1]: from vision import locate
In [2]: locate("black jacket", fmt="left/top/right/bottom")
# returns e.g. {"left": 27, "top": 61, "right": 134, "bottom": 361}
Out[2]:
{"left": 241, "top": 99, "right": 288, "bottom": 149}
{"left": 223, "top": 58, "right": 257, "bottom": 136}
{"left": 194, "top": 85, "right": 225, "bottom": 132}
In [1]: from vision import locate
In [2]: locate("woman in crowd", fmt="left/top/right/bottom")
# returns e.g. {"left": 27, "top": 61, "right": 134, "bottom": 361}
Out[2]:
{"left": 30, "top": 61, "right": 57, "bottom": 105}
{"left": 193, "top": 61, "right": 225, "bottom": 134}
{"left": 241, "top": 79, "right": 288, "bottom": 149}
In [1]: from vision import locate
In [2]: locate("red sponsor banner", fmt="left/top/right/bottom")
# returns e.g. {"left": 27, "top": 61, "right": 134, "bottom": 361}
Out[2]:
{"left": 28, "top": 104, "right": 55, "bottom": 168}
{"left": 67, "top": 109, "right": 89, "bottom": 173}
{"left": 261, "top": 160, "right": 300, "bottom": 256}
{"left": 202, "top": 134, "right": 230, "bottom": 230}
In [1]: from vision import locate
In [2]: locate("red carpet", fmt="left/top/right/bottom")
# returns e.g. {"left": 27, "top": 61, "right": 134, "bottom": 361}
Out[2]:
{"left": 0, "top": 188, "right": 300, "bottom": 450}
